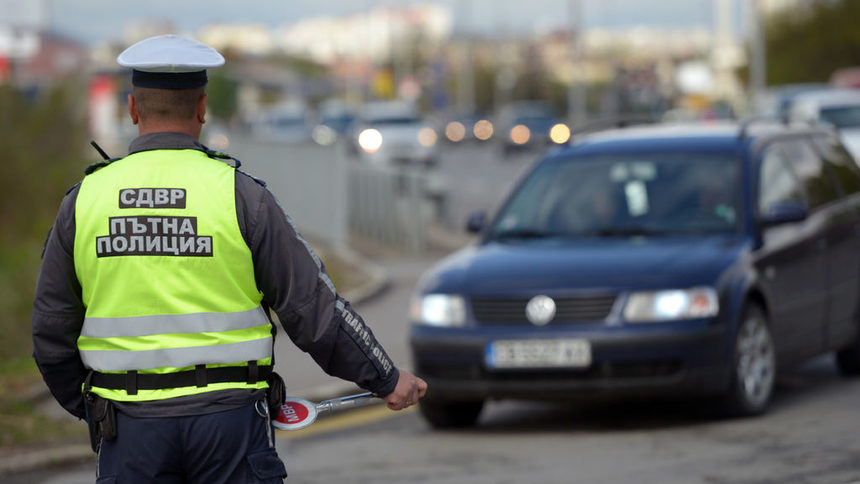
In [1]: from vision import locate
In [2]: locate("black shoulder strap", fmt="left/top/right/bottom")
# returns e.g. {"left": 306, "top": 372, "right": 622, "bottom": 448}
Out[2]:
{"left": 201, "top": 144, "right": 243, "bottom": 168}
{"left": 84, "top": 158, "right": 122, "bottom": 175}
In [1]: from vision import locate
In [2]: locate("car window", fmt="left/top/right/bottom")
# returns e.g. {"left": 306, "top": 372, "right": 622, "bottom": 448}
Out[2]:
{"left": 758, "top": 145, "right": 805, "bottom": 214}
{"left": 489, "top": 153, "right": 739, "bottom": 238}
{"left": 778, "top": 138, "right": 841, "bottom": 207}
{"left": 812, "top": 134, "right": 860, "bottom": 195}
{"left": 819, "top": 105, "right": 860, "bottom": 129}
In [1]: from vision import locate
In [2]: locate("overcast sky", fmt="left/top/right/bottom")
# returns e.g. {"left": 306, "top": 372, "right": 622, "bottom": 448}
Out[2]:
{"left": 4, "top": 0, "right": 726, "bottom": 45}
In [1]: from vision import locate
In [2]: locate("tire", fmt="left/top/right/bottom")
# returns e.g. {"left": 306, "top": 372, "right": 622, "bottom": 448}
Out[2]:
{"left": 836, "top": 339, "right": 860, "bottom": 376}
{"left": 418, "top": 397, "right": 484, "bottom": 429}
{"left": 722, "top": 305, "right": 776, "bottom": 417}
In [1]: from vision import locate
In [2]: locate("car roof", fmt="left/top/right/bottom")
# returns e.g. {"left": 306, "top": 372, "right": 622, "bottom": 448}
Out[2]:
{"left": 558, "top": 121, "right": 818, "bottom": 156}
{"left": 361, "top": 100, "right": 419, "bottom": 120}
{"left": 790, "top": 88, "right": 860, "bottom": 107}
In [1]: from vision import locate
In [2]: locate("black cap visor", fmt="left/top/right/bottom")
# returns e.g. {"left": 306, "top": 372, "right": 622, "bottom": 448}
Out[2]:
{"left": 132, "top": 69, "right": 208, "bottom": 89}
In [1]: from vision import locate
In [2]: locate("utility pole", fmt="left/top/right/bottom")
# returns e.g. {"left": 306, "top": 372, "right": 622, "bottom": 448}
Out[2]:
{"left": 458, "top": 0, "right": 475, "bottom": 114}
{"left": 567, "top": 0, "right": 586, "bottom": 125}
{"left": 747, "top": 0, "right": 767, "bottom": 110}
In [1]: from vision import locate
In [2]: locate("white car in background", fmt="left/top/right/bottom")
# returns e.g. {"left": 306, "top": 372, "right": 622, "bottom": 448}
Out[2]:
{"left": 250, "top": 102, "right": 312, "bottom": 144}
{"left": 788, "top": 88, "right": 860, "bottom": 159}
{"left": 353, "top": 100, "right": 439, "bottom": 167}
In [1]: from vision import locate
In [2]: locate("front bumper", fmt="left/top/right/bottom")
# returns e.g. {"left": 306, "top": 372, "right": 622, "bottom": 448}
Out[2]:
{"left": 410, "top": 322, "right": 731, "bottom": 401}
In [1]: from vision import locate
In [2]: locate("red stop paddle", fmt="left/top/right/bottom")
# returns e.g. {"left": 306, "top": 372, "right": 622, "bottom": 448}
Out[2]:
{"left": 273, "top": 392, "right": 376, "bottom": 431}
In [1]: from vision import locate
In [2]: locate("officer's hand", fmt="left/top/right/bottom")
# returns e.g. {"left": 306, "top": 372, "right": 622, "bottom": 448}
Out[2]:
{"left": 383, "top": 369, "right": 427, "bottom": 411}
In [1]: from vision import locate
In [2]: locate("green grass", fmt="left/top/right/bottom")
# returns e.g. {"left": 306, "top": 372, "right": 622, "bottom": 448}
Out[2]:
{"left": 0, "top": 356, "right": 86, "bottom": 450}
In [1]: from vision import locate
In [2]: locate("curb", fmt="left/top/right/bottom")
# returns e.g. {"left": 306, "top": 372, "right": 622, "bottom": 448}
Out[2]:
{"left": 333, "top": 245, "right": 391, "bottom": 306}
{"left": 1, "top": 246, "right": 392, "bottom": 478}
{"left": 0, "top": 445, "right": 94, "bottom": 477}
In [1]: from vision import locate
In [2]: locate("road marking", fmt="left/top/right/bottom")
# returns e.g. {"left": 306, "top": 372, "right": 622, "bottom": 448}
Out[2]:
{"left": 276, "top": 403, "right": 416, "bottom": 440}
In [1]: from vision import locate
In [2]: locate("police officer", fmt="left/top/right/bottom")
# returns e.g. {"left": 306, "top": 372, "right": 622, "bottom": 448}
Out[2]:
{"left": 32, "top": 34, "right": 426, "bottom": 483}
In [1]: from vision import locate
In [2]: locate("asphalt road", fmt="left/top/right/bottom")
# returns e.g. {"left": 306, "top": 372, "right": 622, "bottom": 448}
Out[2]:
{"left": 277, "top": 355, "right": 860, "bottom": 484}
{"left": 15, "top": 354, "right": 860, "bottom": 484}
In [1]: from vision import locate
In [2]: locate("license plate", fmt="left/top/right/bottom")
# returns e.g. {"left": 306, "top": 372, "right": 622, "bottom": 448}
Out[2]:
{"left": 486, "top": 339, "right": 592, "bottom": 369}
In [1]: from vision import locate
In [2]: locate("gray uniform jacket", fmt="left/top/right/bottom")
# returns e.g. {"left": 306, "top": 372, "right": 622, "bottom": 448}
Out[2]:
{"left": 32, "top": 132, "right": 399, "bottom": 419}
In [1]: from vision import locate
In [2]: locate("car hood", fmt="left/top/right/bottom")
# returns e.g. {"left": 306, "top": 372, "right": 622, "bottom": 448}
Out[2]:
{"left": 371, "top": 124, "right": 428, "bottom": 145}
{"left": 418, "top": 235, "right": 747, "bottom": 296}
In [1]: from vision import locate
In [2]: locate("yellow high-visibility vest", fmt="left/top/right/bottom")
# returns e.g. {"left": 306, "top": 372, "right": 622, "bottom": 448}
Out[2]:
{"left": 73, "top": 148, "right": 270, "bottom": 402}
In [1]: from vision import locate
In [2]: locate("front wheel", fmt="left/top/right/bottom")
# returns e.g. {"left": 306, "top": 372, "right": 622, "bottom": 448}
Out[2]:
{"left": 722, "top": 305, "right": 776, "bottom": 417}
{"left": 418, "top": 397, "right": 484, "bottom": 429}
{"left": 835, "top": 336, "right": 860, "bottom": 376}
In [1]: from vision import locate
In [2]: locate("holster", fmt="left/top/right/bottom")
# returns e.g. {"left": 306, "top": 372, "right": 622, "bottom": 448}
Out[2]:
{"left": 265, "top": 371, "right": 286, "bottom": 418}
{"left": 83, "top": 372, "right": 117, "bottom": 453}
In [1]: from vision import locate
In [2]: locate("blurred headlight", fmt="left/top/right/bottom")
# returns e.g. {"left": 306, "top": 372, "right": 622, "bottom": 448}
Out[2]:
{"left": 510, "top": 124, "right": 530, "bottom": 145}
{"left": 410, "top": 294, "right": 466, "bottom": 327}
{"left": 417, "top": 127, "right": 438, "bottom": 147}
{"left": 623, "top": 287, "right": 718, "bottom": 323}
{"left": 550, "top": 123, "right": 570, "bottom": 144}
{"left": 473, "top": 119, "right": 493, "bottom": 141}
{"left": 358, "top": 128, "right": 383, "bottom": 153}
{"left": 445, "top": 121, "right": 466, "bottom": 142}
{"left": 312, "top": 125, "right": 337, "bottom": 146}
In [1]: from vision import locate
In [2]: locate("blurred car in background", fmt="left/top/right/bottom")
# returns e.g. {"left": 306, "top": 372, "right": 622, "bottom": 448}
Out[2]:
{"left": 409, "top": 120, "right": 860, "bottom": 428}
{"left": 353, "top": 100, "right": 439, "bottom": 167}
{"left": 250, "top": 101, "right": 312, "bottom": 144}
{"left": 787, "top": 88, "right": 860, "bottom": 159}
{"left": 312, "top": 99, "right": 357, "bottom": 146}
{"left": 442, "top": 112, "right": 495, "bottom": 144}
{"left": 754, "top": 83, "right": 831, "bottom": 121}
{"left": 496, "top": 101, "right": 569, "bottom": 155}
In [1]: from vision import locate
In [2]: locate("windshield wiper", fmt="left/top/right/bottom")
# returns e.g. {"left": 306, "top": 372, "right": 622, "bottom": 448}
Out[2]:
{"left": 596, "top": 226, "right": 664, "bottom": 237}
{"left": 492, "top": 229, "right": 564, "bottom": 240}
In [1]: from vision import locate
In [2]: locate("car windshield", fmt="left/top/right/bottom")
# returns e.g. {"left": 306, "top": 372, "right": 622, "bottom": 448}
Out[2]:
{"left": 820, "top": 105, "right": 860, "bottom": 129}
{"left": 488, "top": 153, "right": 739, "bottom": 240}
{"left": 515, "top": 115, "right": 554, "bottom": 125}
{"left": 367, "top": 115, "right": 421, "bottom": 125}
{"left": 271, "top": 118, "right": 305, "bottom": 127}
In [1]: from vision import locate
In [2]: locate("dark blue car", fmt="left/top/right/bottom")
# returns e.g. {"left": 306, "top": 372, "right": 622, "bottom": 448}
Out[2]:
{"left": 497, "top": 101, "right": 564, "bottom": 154}
{"left": 409, "top": 122, "right": 860, "bottom": 428}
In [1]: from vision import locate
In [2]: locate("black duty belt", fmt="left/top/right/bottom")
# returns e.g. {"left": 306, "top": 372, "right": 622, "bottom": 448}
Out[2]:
{"left": 90, "top": 362, "right": 272, "bottom": 395}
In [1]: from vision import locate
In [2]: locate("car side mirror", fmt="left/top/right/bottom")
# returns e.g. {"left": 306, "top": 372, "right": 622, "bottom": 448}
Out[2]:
{"left": 466, "top": 211, "right": 487, "bottom": 234}
{"left": 759, "top": 201, "right": 808, "bottom": 227}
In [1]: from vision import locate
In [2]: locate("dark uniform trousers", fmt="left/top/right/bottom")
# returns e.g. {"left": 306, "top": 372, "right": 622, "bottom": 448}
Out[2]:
{"left": 96, "top": 400, "right": 287, "bottom": 483}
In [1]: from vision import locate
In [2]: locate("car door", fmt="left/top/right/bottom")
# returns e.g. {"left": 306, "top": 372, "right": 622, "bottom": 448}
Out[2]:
{"left": 811, "top": 133, "right": 860, "bottom": 349}
{"left": 780, "top": 136, "right": 857, "bottom": 354}
{"left": 754, "top": 140, "right": 829, "bottom": 362}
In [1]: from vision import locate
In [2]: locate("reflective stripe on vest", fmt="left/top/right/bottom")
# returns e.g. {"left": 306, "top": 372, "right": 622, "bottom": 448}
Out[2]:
{"left": 81, "top": 307, "right": 269, "bottom": 339}
{"left": 79, "top": 306, "right": 272, "bottom": 371}
{"left": 73, "top": 148, "right": 268, "bottom": 401}
{"left": 80, "top": 331, "right": 272, "bottom": 372}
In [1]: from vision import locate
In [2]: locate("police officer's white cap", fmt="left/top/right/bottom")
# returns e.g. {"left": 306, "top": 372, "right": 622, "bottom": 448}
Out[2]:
{"left": 117, "top": 34, "right": 224, "bottom": 89}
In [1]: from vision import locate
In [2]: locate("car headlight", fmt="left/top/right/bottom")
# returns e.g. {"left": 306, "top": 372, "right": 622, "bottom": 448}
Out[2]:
{"left": 417, "top": 127, "right": 438, "bottom": 147}
{"left": 410, "top": 294, "right": 466, "bottom": 327}
{"left": 312, "top": 125, "right": 337, "bottom": 146}
{"left": 445, "top": 121, "right": 466, "bottom": 142}
{"left": 358, "top": 128, "right": 383, "bottom": 153}
{"left": 510, "top": 124, "right": 530, "bottom": 144}
{"left": 623, "top": 287, "right": 718, "bottom": 323}
{"left": 550, "top": 123, "right": 570, "bottom": 144}
{"left": 474, "top": 119, "right": 493, "bottom": 140}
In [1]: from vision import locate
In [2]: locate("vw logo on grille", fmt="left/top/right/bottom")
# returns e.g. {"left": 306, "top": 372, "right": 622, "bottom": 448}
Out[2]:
{"left": 525, "top": 295, "right": 556, "bottom": 326}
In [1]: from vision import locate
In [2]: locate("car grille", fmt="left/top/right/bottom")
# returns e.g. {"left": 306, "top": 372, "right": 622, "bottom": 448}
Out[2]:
{"left": 470, "top": 295, "right": 617, "bottom": 324}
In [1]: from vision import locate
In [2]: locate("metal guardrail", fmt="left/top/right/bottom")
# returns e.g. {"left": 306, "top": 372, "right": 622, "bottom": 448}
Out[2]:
{"left": 228, "top": 134, "right": 437, "bottom": 253}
